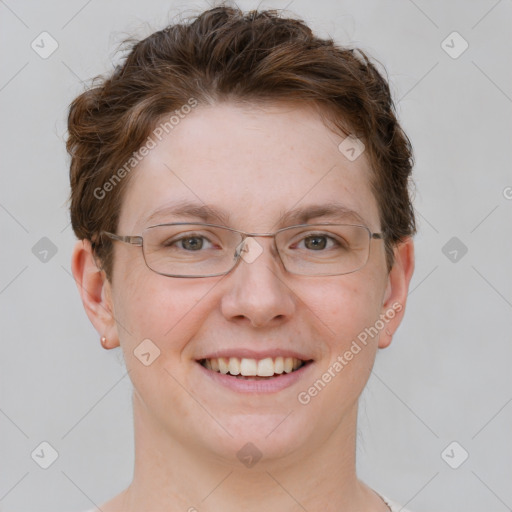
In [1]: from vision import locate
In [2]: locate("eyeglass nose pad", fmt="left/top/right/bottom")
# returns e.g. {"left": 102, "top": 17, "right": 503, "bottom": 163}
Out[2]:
{"left": 234, "top": 240, "right": 246, "bottom": 259}
{"left": 234, "top": 240, "right": 247, "bottom": 260}
{"left": 234, "top": 237, "right": 264, "bottom": 264}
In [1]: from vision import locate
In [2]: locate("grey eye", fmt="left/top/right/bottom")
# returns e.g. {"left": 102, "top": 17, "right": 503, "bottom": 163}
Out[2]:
{"left": 180, "top": 236, "right": 204, "bottom": 250}
{"left": 303, "top": 235, "right": 328, "bottom": 250}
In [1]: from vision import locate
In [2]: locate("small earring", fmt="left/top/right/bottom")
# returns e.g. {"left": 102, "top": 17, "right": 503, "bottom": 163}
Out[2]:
{"left": 100, "top": 336, "right": 108, "bottom": 348}
{"left": 385, "top": 328, "right": 392, "bottom": 337}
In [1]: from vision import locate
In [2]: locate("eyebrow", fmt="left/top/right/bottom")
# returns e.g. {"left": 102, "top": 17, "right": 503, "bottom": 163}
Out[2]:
{"left": 275, "top": 203, "right": 369, "bottom": 228}
{"left": 141, "top": 200, "right": 232, "bottom": 227}
{"left": 140, "top": 200, "right": 369, "bottom": 229}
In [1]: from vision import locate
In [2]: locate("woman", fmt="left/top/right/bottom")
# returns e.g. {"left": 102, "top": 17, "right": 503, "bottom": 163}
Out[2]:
{"left": 68, "top": 5, "right": 416, "bottom": 511}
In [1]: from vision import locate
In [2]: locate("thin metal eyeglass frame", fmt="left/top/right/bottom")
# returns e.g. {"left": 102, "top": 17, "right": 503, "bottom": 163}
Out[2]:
{"left": 100, "top": 222, "right": 384, "bottom": 278}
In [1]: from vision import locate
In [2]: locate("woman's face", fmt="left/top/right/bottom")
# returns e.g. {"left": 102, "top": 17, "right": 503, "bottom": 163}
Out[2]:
{"left": 93, "top": 102, "right": 411, "bottom": 464}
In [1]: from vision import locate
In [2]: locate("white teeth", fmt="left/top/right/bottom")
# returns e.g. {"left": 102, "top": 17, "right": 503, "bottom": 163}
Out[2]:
{"left": 218, "top": 357, "right": 229, "bottom": 374}
{"left": 228, "top": 357, "right": 240, "bottom": 375}
{"left": 257, "top": 358, "right": 275, "bottom": 377}
{"left": 283, "top": 357, "right": 294, "bottom": 373}
{"left": 201, "top": 356, "right": 305, "bottom": 377}
{"left": 240, "top": 358, "right": 257, "bottom": 376}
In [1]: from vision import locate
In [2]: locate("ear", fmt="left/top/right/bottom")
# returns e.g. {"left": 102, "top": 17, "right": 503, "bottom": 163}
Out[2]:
{"left": 70, "top": 239, "right": 120, "bottom": 349}
{"left": 378, "top": 237, "right": 415, "bottom": 349}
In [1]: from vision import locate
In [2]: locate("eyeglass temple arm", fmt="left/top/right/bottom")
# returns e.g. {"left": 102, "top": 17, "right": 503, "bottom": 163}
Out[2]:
{"left": 102, "top": 231, "right": 143, "bottom": 246}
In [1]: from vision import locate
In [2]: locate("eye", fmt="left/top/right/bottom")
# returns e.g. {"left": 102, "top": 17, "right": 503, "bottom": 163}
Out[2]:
{"left": 297, "top": 233, "right": 338, "bottom": 251}
{"left": 179, "top": 236, "right": 208, "bottom": 250}
{"left": 163, "top": 234, "right": 215, "bottom": 251}
{"left": 303, "top": 235, "right": 329, "bottom": 250}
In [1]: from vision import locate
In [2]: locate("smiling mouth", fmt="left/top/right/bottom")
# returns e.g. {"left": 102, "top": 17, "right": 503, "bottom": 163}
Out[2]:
{"left": 198, "top": 357, "right": 312, "bottom": 380}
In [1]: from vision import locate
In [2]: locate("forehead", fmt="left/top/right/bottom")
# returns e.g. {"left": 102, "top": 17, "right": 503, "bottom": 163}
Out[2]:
{"left": 118, "top": 102, "right": 379, "bottom": 233}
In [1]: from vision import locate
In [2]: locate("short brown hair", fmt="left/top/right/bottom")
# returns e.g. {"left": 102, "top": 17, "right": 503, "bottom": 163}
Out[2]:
{"left": 66, "top": 5, "right": 416, "bottom": 281}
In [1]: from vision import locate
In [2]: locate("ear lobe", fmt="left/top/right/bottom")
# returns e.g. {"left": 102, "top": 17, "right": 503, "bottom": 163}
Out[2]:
{"left": 71, "top": 239, "right": 120, "bottom": 348}
{"left": 378, "top": 237, "right": 415, "bottom": 349}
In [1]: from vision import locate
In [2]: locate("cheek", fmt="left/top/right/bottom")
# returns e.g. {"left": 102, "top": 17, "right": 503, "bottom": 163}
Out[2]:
{"left": 112, "top": 269, "right": 218, "bottom": 355}
{"left": 303, "top": 275, "right": 386, "bottom": 402}
{"left": 300, "top": 273, "right": 385, "bottom": 355}
{"left": 292, "top": 276, "right": 386, "bottom": 423}
{"left": 110, "top": 272, "right": 225, "bottom": 436}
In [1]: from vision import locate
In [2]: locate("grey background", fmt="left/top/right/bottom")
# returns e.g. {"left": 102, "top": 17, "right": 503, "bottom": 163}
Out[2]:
{"left": 1, "top": 0, "right": 511, "bottom": 511}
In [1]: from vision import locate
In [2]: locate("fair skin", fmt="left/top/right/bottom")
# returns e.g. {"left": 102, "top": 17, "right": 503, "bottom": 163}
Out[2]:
{"left": 72, "top": 102, "right": 414, "bottom": 512}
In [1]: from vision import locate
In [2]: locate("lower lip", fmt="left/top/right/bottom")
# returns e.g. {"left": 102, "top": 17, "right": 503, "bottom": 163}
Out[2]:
{"left": 196, "top": 361, "right": 314, "bottom": 393}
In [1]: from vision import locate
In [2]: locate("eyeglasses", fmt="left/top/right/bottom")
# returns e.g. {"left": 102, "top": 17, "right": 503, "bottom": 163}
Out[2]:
{"left": 100, "top": 222, "right": 383, "bottom": 278}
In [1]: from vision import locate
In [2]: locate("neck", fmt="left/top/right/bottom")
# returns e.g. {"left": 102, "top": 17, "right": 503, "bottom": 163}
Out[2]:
{"left": 113, "top": 392, "right": 387, "bottom": 512}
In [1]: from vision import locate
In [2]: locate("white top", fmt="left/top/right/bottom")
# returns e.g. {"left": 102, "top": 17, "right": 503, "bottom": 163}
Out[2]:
{"left": 80, "top": 494, "right": 413, "bottom": 512}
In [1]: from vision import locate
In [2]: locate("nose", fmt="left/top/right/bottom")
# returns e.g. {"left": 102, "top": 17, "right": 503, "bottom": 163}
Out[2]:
{"left": 220, "top": 237, "right": 296, "bottom": 328}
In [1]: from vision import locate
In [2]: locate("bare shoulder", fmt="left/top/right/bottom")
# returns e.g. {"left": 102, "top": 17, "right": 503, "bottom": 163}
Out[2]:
{"left": 380, "top": 495, "right": 417, "bottom": 512}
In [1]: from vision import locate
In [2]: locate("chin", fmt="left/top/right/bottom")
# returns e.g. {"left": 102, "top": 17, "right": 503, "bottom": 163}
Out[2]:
{"left": 195, "top": 411, "right": 313, "bottom": 467}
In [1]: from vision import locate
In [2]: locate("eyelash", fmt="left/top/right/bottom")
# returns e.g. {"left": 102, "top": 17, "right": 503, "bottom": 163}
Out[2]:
{"left": 163, "top": 232, "right": 344, "bottom": 251}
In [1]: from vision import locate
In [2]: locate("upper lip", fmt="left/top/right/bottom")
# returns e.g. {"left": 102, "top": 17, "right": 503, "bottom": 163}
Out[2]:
{"left": 197, "top": 348, "right": 313, "bottom": 361}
